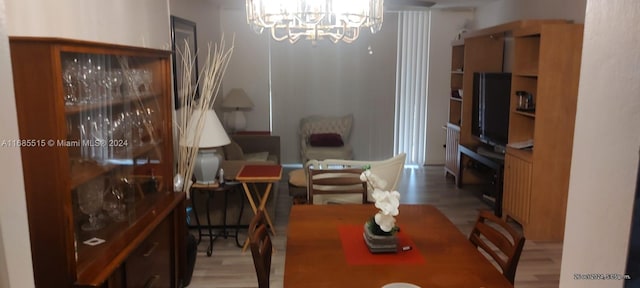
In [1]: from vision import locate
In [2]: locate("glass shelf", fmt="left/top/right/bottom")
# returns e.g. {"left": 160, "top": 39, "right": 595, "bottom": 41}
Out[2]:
{"left": 64, "top": 92, "right": 159, "bottom": 114}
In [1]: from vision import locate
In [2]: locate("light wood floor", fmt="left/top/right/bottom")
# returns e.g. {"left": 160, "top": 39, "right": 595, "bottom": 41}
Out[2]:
{"left": 188, "top": 166, "right": 562, "bottom": 288}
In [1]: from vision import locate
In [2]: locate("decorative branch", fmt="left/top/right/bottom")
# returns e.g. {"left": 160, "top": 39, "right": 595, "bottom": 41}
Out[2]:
{"left": 175, "top": 36, "right": 235, "bottom": 197}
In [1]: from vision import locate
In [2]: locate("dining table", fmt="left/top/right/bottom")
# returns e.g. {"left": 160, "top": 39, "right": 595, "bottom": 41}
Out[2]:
{"left": 284, "top": 204, "right": 513, "bottom": 287}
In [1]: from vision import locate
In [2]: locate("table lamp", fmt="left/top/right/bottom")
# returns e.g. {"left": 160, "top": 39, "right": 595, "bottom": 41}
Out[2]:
{"left": 222, "top": 88, "right": 254, "bottom": 132}
{"left": 182, "top": 109, "right": 230, "bottom": 184}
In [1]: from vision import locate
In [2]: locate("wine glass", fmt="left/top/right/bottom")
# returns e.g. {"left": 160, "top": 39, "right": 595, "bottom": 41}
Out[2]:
{"left": 78, "top": 56, "right": 98, "bottom": 104}
{"left": 77, "top": 179, "right": 105, "bottom": 231}
{"left": 62, "top": 58, "right": 80, "bottom": 105}
{"left": 110, "top": 112, "right": 128, "bottom": 156}
{"left": 124, "top": 69, "right": 143, "bottom": 96}
{"left": 130, "top": 108, "right": 148, "bottom": 146}
{"left": 102, "top": 181, "right": 126, "bottom": 222}
{"left": 141, "top": 69, "right": 153, "bottom": 93}
{"left": 110, "top": 70, "right": 124, "bottom": 99}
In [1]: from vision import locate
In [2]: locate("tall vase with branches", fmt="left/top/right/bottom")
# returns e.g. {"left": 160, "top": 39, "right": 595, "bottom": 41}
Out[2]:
{"left": 174, "top": 37, "right": 234, "bottom": 196}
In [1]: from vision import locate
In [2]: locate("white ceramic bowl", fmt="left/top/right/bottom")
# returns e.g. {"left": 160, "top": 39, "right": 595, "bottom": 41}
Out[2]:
{"left": 381, "top": 283, "right": 421, "bottom": 288}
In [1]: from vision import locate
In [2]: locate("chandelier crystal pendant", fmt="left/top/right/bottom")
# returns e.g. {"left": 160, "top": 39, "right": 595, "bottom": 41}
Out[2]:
{"left": 246, "top": 0, "right": 384, "bottom": 44}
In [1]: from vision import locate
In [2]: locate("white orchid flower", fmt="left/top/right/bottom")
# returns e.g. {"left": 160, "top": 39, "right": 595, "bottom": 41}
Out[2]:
{"left": 371, "top": 188, "right": 386, "bottom": 202}
{"left": 375, "top": 178, "right": 388, "bottom": 190}
{"left": 362, "top": 169, "right": 401, "bottom": 234}
{"left": 374, "top": 190, "right": 400, "bottom": 216}
{"left": 360, "top": 170, "right": 376, "bottom": 191}
{"left": 361, "top": 169, "right": 389, "bottom": 191}
{"left": 360, "top": 169, "right": 372, "bottom": 182}
{"left": 375, "top": 212, "right": 397, "bottom": 232}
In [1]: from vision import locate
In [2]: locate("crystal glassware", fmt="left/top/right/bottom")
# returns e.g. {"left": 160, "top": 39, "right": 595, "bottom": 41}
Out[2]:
{"left": 78, "top": 56, "right": 98, "bottom": 104}
{"left": 77, "top": 178, "right": 105, "bottom": 231}
{"left": 62, "top": 58, "right": 80, "bottom": 105}
{"left": 102, "top": 181, "right": 126, "bottom": 222}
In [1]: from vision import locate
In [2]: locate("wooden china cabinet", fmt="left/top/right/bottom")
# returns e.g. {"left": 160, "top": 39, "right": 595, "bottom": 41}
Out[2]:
{"left": 9, "top": 37, "right": 185, "bottom": 287}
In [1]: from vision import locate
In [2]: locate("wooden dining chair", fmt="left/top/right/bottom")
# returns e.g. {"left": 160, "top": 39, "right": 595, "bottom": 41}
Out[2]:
{"left": 469, "top": 210, "right": 526, "bottom": 284}
{"left": 307, "top": 168, "right": 368, "bottom": 205}
{"left": 305, "top": 153, "right": 406, "bottom": 202}
{"left": 248, "top": 209, "right": 272, "bottom": 288}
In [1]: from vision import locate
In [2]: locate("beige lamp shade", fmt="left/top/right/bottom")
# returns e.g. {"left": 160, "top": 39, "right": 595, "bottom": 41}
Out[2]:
{"left": 222, "top": 88, "right": 254, "bottom": 109}
{"left": 181, "top": 109, "right": 230, "bottom": 148}
{"left": 222, "top": 88, "right": 253, "bottom": 131}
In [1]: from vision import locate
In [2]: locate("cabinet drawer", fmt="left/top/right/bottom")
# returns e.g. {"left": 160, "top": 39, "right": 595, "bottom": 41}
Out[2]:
{"left": 126, "top": 219, "right": 172, "bottom": 288}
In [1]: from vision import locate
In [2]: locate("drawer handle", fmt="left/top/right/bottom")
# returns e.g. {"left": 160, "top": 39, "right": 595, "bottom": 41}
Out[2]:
{"left": 143, "top": 242, "right": 159, "bottom": 257}
{"left": 144, "top": 275, "right": 160, "bottom": 288}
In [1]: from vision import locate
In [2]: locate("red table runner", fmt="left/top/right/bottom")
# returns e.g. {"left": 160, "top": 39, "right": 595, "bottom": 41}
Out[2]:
{"left": 338, "top": 225, "right": 425, "bottom": 265}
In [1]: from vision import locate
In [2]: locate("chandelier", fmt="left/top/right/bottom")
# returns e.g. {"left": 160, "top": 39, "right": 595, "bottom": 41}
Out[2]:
{"left": 246, "top": 0, "right": 384, "bottom": 44}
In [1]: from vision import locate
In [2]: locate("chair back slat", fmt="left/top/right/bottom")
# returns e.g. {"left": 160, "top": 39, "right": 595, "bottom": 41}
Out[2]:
{"left": 469, "top": 210, "right": 526, "bottom": 284}
{"left": 308, "top": 168, "right": 367, "bottom": 204}
{"left": 249, "top": 210, "right": 272, "bottom": 288}
{"left": 469, "top": 232, "right": 508, "bottom": 269}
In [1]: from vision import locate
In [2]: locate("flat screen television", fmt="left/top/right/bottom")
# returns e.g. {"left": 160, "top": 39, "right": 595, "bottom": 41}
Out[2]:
{"left": 472, "top": 72, "right": 512, "bottom": 151}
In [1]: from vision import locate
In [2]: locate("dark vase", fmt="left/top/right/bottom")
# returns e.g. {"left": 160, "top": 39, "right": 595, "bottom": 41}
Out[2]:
{"left": 363, "top": 220, "right": 398, "bottom": 253}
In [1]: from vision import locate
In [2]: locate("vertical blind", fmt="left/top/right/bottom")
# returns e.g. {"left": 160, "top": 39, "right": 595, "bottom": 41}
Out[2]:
{"left": 394, "top": 10, "right": 430, "bottom": 166}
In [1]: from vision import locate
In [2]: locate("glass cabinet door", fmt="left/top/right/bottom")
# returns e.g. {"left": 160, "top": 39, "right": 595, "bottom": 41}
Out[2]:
{"left": 10, "top": 37, "right": 182, "bottom": 287}
{"left": 61, "top": 51, "right": 168, "bottom": 269}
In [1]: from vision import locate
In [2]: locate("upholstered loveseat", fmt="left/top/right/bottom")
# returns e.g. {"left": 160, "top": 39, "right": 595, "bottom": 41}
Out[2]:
{"left": 189, "top": 134, "right": 280, "bottom": 228}
{"left": 299, "top": 114, "right": 353, "bottom": 163}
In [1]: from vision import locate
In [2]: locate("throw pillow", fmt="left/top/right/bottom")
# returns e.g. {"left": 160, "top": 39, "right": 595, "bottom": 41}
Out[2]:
{"left": 224, "top": 141, "right": 244, "bottom": 160}
{"left": 309, "top": 133, "right": 344, "bottom": 147}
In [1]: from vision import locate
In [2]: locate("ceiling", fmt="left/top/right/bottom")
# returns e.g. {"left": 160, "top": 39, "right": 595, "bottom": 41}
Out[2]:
{"left": 213, "top": 0, "right": 498, "bottom": 10}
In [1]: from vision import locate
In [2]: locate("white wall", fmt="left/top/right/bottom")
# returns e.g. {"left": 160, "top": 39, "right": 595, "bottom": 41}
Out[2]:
{"left": 2, "top": 1, "right": 171, "bottom": 287}
{"left": 219, "top": 9, "right": 270, "bottom": 131}
{"left": 0, "top": 1, "right": 33, "bottom": 286}
{"left": 475, "top": 0, "right": 587, "bottom": 29}
{"left": 5, "top": 0, "right": 170, "bottom": 49}
{"left": 560, "top": 1, "right": 640, "bottom": 287}
{"left": 425, "top": 9, "right": 474, "bottom": 165}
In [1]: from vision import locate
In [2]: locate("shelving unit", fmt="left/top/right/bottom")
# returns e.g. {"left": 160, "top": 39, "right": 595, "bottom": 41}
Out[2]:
{"left": 9, "top": 37, "right": 185, "bottom": 287}
{"left": 503, "top": 23, "right": 584, "bottom": 241}
{"left": 444, "top": 20, "right": 582, "bottom": 241}
{"left": 444, "top": 40, "right": 465, "bottom": 181}
{"left": 449, "top": 39, "right": 464, "bottom": 126}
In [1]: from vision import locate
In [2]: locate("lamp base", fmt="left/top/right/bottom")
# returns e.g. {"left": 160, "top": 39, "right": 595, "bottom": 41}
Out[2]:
{"left": 225, "top": 110, "right": 247, "bottom": 132}
{"left": 193, "top": 148, "right": 222, "bottom": 184}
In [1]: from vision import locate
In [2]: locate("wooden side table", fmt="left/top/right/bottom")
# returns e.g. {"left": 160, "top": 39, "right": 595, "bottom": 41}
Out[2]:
{"left": 235, "top": 164, "right": 282, "bottom": 251}
{"left": 190, "top": 181, "right": 244, "bottom": 256}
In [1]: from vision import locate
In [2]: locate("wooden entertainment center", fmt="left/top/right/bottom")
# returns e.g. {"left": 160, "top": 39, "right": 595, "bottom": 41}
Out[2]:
{"left": 445, "top": 20, "right": 584, "bottom": 241}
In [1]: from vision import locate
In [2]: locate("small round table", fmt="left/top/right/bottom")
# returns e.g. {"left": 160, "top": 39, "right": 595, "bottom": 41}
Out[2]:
{"left": 190, "top": 181, "right": 244, "bottom": 256}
